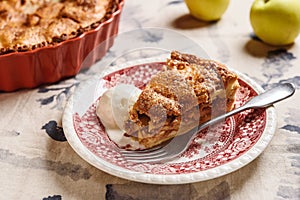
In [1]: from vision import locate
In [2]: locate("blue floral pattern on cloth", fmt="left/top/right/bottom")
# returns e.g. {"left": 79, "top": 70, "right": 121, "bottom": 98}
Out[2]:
{"left": 0, "top": 1, "right": 299, "bottom": 199}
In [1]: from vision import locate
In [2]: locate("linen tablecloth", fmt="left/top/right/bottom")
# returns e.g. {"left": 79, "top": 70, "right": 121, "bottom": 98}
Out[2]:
{"left": 0, "top": 0, "right": 299, "bottom": 199}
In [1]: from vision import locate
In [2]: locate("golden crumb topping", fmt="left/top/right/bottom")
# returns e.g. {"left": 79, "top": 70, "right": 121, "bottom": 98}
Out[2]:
{"left": 0, "top": 0, "right": 117, "bottom": 54}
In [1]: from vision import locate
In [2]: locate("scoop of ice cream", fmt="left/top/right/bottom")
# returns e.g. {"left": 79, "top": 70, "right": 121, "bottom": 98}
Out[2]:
{"left": 96, "top": 89, "right": 118, "bottom": 129}
{"left": 96, "top": 84, "right": 144, "bottom": 150}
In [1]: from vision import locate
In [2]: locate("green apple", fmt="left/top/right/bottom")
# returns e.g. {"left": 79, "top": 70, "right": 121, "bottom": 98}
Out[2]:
{"left": 184, "top": 0, "right": 230, "bottom": 22}
{"left": 250, "top": 0, "right": 300, "bottom": 46}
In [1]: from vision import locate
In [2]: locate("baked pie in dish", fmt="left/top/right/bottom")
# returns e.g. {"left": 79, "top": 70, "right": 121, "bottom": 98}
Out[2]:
{"left": 0, "top": 0, "right": 123, "bottom": 91}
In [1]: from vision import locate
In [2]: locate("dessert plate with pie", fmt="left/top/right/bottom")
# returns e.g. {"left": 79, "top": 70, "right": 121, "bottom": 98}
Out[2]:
{"left": 63, "top": 51, "right": 277, "bottom": 184}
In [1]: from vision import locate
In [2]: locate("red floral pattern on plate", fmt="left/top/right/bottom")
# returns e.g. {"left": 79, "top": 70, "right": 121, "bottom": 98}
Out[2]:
{"left": 72, "top": 62, "right": 266, "bottom": 175}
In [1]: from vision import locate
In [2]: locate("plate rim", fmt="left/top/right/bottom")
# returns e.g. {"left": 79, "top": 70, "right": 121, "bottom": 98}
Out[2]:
{"left": 62, "top": 60, "right": 277, "bottom": 184}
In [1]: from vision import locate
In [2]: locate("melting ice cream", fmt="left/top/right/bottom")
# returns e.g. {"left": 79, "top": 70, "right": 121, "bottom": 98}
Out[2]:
{"left": 96, "top": 84, "right": 145, "bottom": 150}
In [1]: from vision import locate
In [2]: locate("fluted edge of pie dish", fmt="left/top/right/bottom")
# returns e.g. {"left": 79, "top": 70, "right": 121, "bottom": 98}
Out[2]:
{"left": 0, "top": 0, "right": 124, "bottom": 92}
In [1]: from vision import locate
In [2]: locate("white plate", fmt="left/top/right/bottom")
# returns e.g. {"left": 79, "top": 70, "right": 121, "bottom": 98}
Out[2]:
{"left": 62, "top": 60, "right": 276, "bottom": 184}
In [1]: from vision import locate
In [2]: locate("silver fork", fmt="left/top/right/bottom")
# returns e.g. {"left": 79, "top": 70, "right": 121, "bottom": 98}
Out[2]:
{"left": 119, "top": 83, "right": 295, "bottom": 163}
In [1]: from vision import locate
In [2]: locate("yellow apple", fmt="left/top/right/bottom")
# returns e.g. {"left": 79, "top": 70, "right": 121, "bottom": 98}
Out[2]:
{"left": 184, "top": 0, "right": 230, "bottom": 22}
{"left": 250, "top": 0, "right": 300, "bottom": 46}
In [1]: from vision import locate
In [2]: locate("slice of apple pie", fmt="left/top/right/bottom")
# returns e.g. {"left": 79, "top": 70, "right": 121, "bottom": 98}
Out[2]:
{"left": 123, "top": 51, "right": 240, "bottom": 149}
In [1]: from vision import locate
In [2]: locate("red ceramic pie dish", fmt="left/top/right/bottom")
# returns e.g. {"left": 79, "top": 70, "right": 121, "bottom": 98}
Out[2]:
{"left": 0, "top": 0, "right": 124, "bottom": 92}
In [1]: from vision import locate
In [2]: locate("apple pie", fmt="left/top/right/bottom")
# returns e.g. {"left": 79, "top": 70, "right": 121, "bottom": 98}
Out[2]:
{"left": 0, "top": 0, "right": 118, "bottom": 54}
{"left": 124, "top": 51, "right": 240, "bottom": 149}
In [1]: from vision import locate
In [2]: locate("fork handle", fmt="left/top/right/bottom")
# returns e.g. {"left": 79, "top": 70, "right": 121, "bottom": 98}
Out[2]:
{"left": 198, "top": 83, "right": 295, "bottom": 130}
